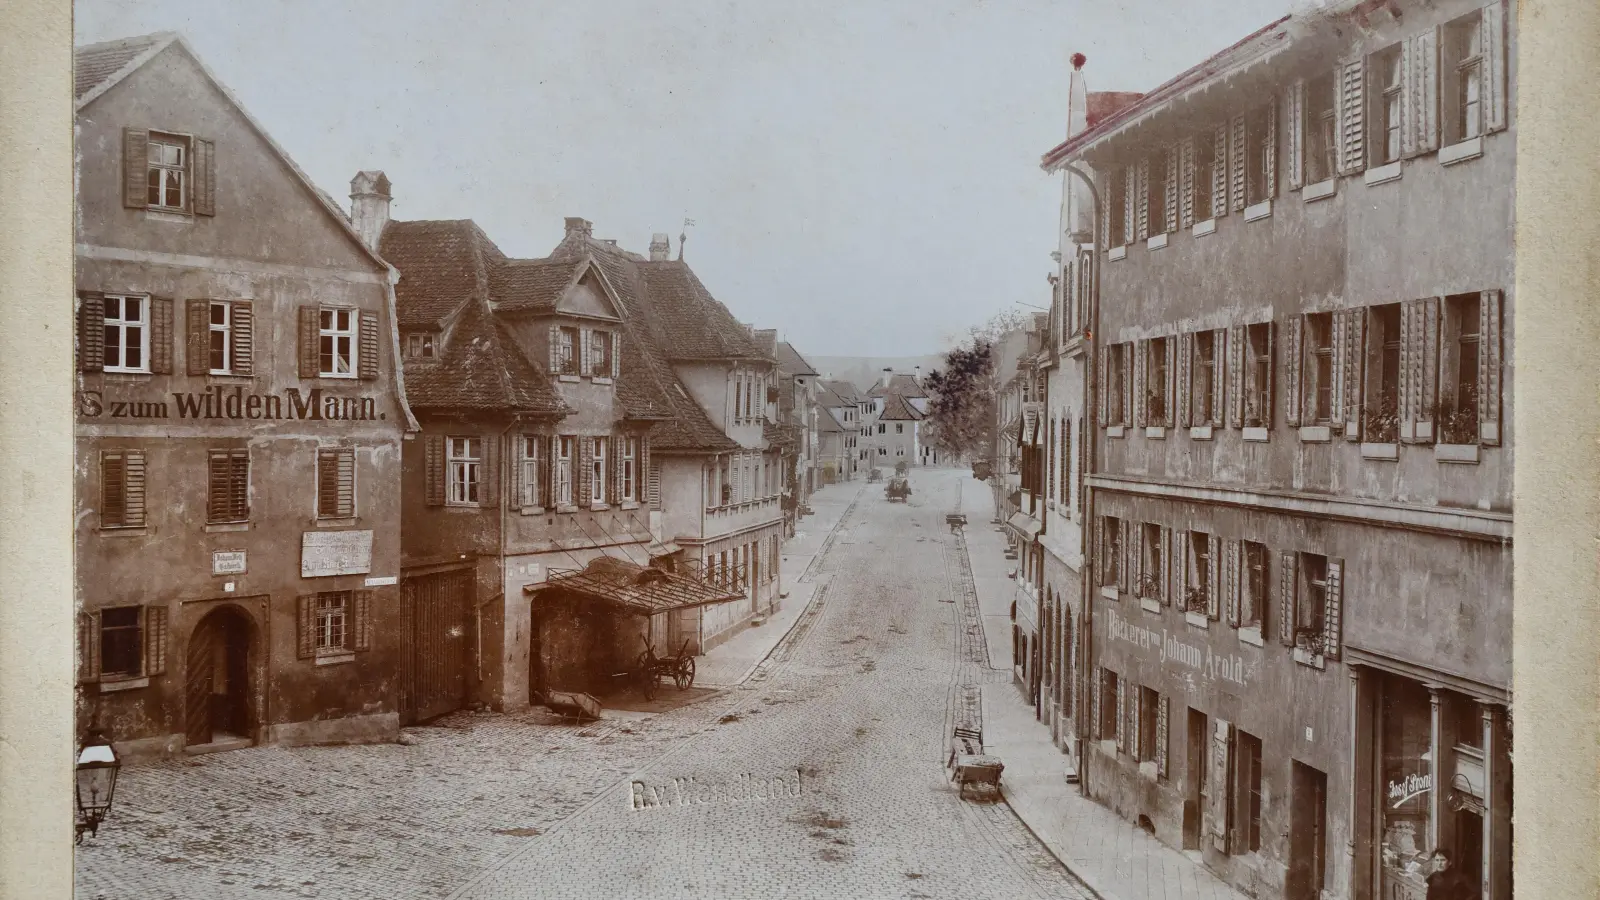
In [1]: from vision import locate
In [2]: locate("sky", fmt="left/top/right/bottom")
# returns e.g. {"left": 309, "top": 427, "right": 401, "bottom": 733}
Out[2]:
{"left": 76, "top": 0, "right": 1293, "bottom": 357}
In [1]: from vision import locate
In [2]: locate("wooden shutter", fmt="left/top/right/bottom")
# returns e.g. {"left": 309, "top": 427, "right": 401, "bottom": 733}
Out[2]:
{"left": 610, "top": 332, "right": 621, "bottom": 379}
{"left": 354, "top": 590, "right": 374, "bottom": 651}
{"left": 207, "top": 449, "right": 249, "bottom": 523}
{"left": 124, "top": 450, "right": 146, "bottom": 527}
{"left": 1177, "top": 332, "right": 1193, "bottom": 428}
{"left": 1279, "top": 551, "right": 1298, "bottom": 646}
{"left": 123, "top": 128, "right": 149, "bottom": 209}
{"left": 359, "top": 310, "right": 380, "bottom": 381}
{"left": 1264, "top": 321, "right": 1276, "bottom": 429}
{"left": 424, "top": 433, "right": 445, "bottom": 506}
{"left": 547, "top": 436, "right": 561, "bottom": 507}
{"left": 577, "top": 437, "right": 593, "bottom": 507}
{"left": 1413, "top": 29, "right": 1441, "bottom": 155}
{"left": 1482, "top": 0, "right": 1507, "bottom": 133}
{"left": 1337, "top": 57, "right": 1367, "bottom": 174}
{"left": 1133, "top": 341, "right": 1147, "bottom": 428}
{"left": 79, "top": 611, "right": 101, "bottom": 682}
{"left": 1164, "top": 146, "right": 1179, "bottom": 234}
{"left": 1226, "top": 540, "right": 1243, "bottom": 627}
{"left": 1208, "top": 720, "right": 1235, "bottom": 852}
{"left": 224, "top": 300, "right": 252, "bottom": 377}
{"left": 509, "top": 436, "right": 525, "bottom": 508}
{"left": 1286, "top": 79, "right": 1305, "bottom": 190}
{"left": 614, "top": 434, "right": 628, "bottom": 504}
{"left": 1284, "top": 315, "right": 1304, "bottom": 428}
{"left": 1122, "top": 167, "right": 1136, "bottom": 245}
{"left": 1046, "top": 419, "right": 1056, "bottom": 501}
{"left": 143, "top": 605, "right": 169, "bottom": 675}
{"left": 77, "top": 292, "right": 106, "bottom": 373}
{"left": 1179, "top": 136, "right": 1196, "bottom": 230}
{"left": 318, "top": 448, "right": 355, "bottom": 517}
{"left": 1122, "top": 345, "right": 1134, "bottom": 428}
{"left": 1114, "top": 677, "right": 1126, "bottom": 752}
{"left": 1228, "top": 325, "right": 1245, "bottom": 428}
{"left": 1091, "top": 668, "right": 1102, "bottom": 739}
{"left": 1330, "top": 311, "right": 1348, "bottom": 427}
{"left": 1164, "top": 335, "right": 1177, "bottom": 427}
{"left": 1323, "top": 558, "right": 1344, "bottom": 661}
{"left": 187, "top": 299, "right": 210, "bottom": 375}
{"left": 1264, "top": 100, "right": 1278, "bottom": 199}
{"left": 479, "top": 434, "right": 499, "bottom": 508}
{"left": 1419, "top": 297, "right": 1440, "bottom": 442}
{"left": 1098, "top": 347, "right": 1109, "bottom": 425}
{"left": 1135, "top": 158, "right": 1150, "bottom": 243}
{"left": 101, "top": 452, "right": 126, "bottom": 527}
{"left": 150, "top": 297, "right": 173, "bottom": 374}
{"left": 1212, "top": 125, "right": 1229, "bottom": 218}
{"left": 548, "top": 325, "right": 561, "bottom": 374}
{"left": 297, "top": 595, "right": 318, "bottom": 658}
{"left": 1169, "top": 529, "right": 1184, "bottom": 608}
{"left": 192, "top": 138, "right": 216, "bottom": 216}
{"left": 1134, "top": 524, "right": 1146, "bottom": 597}
{"left": 644, "top": 441, "right": 660, "bottom": 509}
{"left": 1345, "top": 308, "right": 1366, "bottom": 440}
{"left": 1212, "top": 329, "right": 1227, "bottom": 426}
{"left": 299, "top": 306, "right": 320, "bottom": 378}
{"left": 1130, "top": 683, "right": 1143, "bottom": 760}
{"left": 1156, "top": 695, "right": 1170, "bottom": 779}
{"left": 1207, "top": 533, "right": 1222, "bottom": 620}
{"left": 1399, "top": 302, "right": 1416, "bottom": 441}
{"left": 1399, "top": 35, "right": 1419, "bottom": 158}
{"left": 1228, "top": 115, "right": 1247, "bottom": 213}
{"left": 1479, "top": 289, "right": 1503, "bottom": 445}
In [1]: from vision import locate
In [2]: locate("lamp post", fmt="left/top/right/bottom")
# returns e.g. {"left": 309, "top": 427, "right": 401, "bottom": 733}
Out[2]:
{"left": 75, "top": 729, "right": 121, "bottom": 843}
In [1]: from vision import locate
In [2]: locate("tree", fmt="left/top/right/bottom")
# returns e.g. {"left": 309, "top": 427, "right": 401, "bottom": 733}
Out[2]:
{"left": 923, "top": 340, "right": 996, "bottom": 464}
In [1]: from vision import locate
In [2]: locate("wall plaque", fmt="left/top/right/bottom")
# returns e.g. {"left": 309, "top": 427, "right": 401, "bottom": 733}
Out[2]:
{"left": 212, "top": 550, "right": 247, "bottom": 575}
{"left": 301, "top": 530, "right": 374, "bottom": 578}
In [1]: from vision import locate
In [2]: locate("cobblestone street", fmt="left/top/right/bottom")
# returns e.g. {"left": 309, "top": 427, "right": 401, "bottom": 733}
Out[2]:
{"left": 77, "top": 468, "right": 1095, "bottom": 900}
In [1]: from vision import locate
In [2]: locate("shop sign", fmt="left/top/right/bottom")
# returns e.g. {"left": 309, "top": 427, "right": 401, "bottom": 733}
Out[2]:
{"left": 1387, "top": 772, "right": 1432, "bottom": 808}
{"left": 301, "top": 530, "right": 374, "bottom": 577}
{"left": 1104, "top": 607, "right": 1249, "bottom": 688}
{"left": 211, "top": 550, "right": 247, "bottom": 576}
{"left": 77, "top": 386, "right": 384, "bottom": 422}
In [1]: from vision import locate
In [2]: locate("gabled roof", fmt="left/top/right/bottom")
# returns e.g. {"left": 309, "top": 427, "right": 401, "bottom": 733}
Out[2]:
{"left": 879, "top": 393, "right": 925, "bottom": 422}
{"left": 814, "top": 382, "right": 851, "bottom": 409}
{"left": 752, "top": 328, "right": 780, "bottom": 359}
{"left": 382, "top": 219, "right": 504, "bottom": 329}
{"left": 489, "top": 258, "right": 589, "bottom": 316}
{"left": 867, "top": 373, "right": 927, "bottom": 399}
{"left": 820, "top": 379, "right": 863, "bottom": 404}
{"left": 402, "top": 301, "right": 568, "bottom": 415}
{"left": 634, "top": 262, "right": 770, "bottom": 362}
{"left": 816, "top": 408, "right": 846, "bottom": 433}
{"left": 775, "top": 342, "right": 819, "bottom": 378}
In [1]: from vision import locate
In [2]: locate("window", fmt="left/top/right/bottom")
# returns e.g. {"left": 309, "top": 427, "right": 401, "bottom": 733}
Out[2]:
{"left": 1098, "top": 669, "right": 1120, "bottom": 739}
{"left": 556, "top": 326, "right": 578, "bottom": 375}
{"left": 442, "top": 437, "right": 479, "bottom": 505}
{"left": 1242, "top": 541, "right": 1268, "bottom": 631}
{"left": 99, "top": 607, "right": 144, "bottom": 677}
{"left": 1306, "top": 313, "right": 1335, "bottom": 423}
{"left": 621, "top": 437, "right": 638, "bottom": 502}
{"left": 591, "top": 437, "right": 608, "bottom": 505}
{"left": 519, "top": 436, "right": 541, "bottom": 507}
{"left": 895, "top": 423, "right": 904, "bottom": 434}
{"left": 555, "top": 436, "right": 574, "bottom": 507}
{"left": 1107, "top": 167, "right": 1127, "bottom": 246}
{"left": 1102, "top": 520, "right": 1122, "bottom": 586}
{"left": 1245, "top": 106, "right": 1275, "bottom": 205}
{"left": 1148, "top": 338, "right": 1169, "bottom": 425}
{"left": 1299, "top": 553, "right": 1328, "bottom": 648}
{"left": 1237, "top": 730, "right": 1264, "bottom": 853}
{"left": 97, "top": 450, "right": 153, "bottom": 536}
{"left": 1306, "top": 73, "right": 1338, "bottom": 184}
{"left": 1193, "top": 331, "right": 1217, "bottom": 425}
{"left": 146, "top": 133, "right": 188, "bottom": 209}
{"left": 1365, "top": 304, "right": 1403, "bottom": 442}
{"left": 1108, "top": 343, "right": 1127, "bottom": 426}
{"left": 1147, "top": 148, "right": 1168, "bottom": 235}
{"left": 207, "top": 448, "right": 249, "bottom": 524}
{"left": 1245, "top": 323, "right": 1272, "bottom": 428}
{"left": 317, "top": 448, "right": 356, "bottom": 517}
{"left": 1194, "top": 133, "right": 1216, "bottom": 222}
{"left": 878, "top": 423, "right": 886, "bottom": 434}
{"left": 319, "top": 307, "right": 357, "bottom": 378}
{"left": 589, "top": 330, "right": 611, "bottom": 377}
{"left": 208, "top": 301, "right": 232, "bottom": 373}
{"left": 1445, "top": 14, "right": 1484, "bottom": 144}
{"left": 1140, "top": 523, "right": 1164, "bottom": 601}
{"left": 102, "top": 295, "right": 149, "bottom": 373}
{"left": 878, "top": 447, "right": 887, "bottom": 456}
{"left": 1187, "top": 531, "right": 1212, "bottom": 613}
{"left": 896, "top": 446, "right": 905, "bottom": 456}
{"left": 1138, "top": 686, "right": 1160, "bottom": 762}
{"left": 314, "top": 591, "right": 350, "bottom": 651}
{"left": 1441, "top": 294, "right": 1482, "bottom": 444}
{"left": 1373, "top": 45, "right": 1405, "bottom": 164}
{"left": 1060, "top": 418, "right": 1071, "bottom": 505}
{"left": 405, "top": 333, "right": 437, "bottom": 359}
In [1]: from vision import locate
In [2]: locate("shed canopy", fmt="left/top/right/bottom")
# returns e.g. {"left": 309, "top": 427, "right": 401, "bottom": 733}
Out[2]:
{"left": 527, "top": 556, "right": 742, "bottom": 616}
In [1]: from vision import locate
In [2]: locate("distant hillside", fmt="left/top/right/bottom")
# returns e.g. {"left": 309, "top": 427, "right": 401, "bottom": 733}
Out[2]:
{"left": 808, "top": 355, "right": 947, "bottom": 393}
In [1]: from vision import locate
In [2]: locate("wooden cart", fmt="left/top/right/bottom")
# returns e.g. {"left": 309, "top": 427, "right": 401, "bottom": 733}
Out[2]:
{"left": 947, "top": 725, "right": 1003, "bottom": 798}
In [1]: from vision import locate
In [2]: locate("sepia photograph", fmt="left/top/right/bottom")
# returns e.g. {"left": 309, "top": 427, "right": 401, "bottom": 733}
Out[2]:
{"left": 51, "top": 0, "right": 1537, "bottom": 897}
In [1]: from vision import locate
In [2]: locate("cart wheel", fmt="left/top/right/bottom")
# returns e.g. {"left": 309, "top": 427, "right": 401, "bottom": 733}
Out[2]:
{"left": 636, "top": 649, "right": 654, "bottom": 673}
{"left": 675, "top": 656, "right": 696, "bottom": 690}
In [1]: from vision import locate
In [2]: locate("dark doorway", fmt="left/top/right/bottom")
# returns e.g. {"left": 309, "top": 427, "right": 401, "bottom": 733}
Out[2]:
{"left": 1183, "top": 708, "right": 1208, "bottom": 850}
{"left": 185, "top": 607, "right": 254, "bottom": 748}
{"left": 1288, "top": 761, "right": 1328, "bottom": 900}
{"left": 400, "top": 569, "right": 473, "bottom": 725}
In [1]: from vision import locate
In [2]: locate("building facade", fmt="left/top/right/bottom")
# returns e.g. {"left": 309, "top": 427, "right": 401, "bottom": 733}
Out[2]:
{"left": 73, "top": 34, "right": 412, "bottom": 756}
{"left": 1043, "top": 2, "right": 1514, "bottom": 898}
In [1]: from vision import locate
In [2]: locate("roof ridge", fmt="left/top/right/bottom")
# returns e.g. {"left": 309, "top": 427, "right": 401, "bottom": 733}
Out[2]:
{"left": 74, "top": 30, "right": 177, "bottom": 52}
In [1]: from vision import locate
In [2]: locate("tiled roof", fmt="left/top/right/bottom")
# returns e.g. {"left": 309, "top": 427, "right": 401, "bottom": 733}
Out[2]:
{"left": 403, "top": 301, "right": 567, "bottom": 415}
{"left": 635, "top": 262, "right": 768, "bottom": 361}
{"left": 820, "top": 379, "right": 862, "bottom": 404}
{"left": 1086, "top": 92, "right": 1146, "bottom": 128}
{"left": 814, "top": 383, "right": 851, "bottom": 409}
{"left": 74, "top": 32, "right": 173, "bottom": 101}
{"left": 878, "top": 393, "right": 924, "bottom": 422}
{"left": 774, "top": 342, "right": 819, "bottom": 377}
{"left": 382, "top": 220, "right": 506, "bottom": 328}
{"left": 490, "top": 259, "right": 585, "bottom": 315}
{"left": 752, "top": 329, "right": 779, "bottom": 359}
{"left": 888, "top": 373, "right": 926, "bottom": 398}
{"left": 816, "top": 408, "right": 846, "bottom": 433}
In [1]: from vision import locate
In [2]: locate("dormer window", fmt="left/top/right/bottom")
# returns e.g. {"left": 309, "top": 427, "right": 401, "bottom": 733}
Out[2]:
{"left": 405, "top": 333, "right": 437, "bottom": 359}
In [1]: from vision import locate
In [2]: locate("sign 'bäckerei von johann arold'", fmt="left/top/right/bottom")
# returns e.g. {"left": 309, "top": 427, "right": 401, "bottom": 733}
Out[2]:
{"left": 1104, "top": 606, "right": 1250, "bottom": 689}
{"left": 76, "top": 386, "right": 385, "bottom": 422}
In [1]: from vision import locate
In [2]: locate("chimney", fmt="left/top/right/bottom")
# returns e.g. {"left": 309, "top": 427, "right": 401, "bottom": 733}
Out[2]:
{"left": 349, "top": 170, "right": 392, "bottom": 252}
{"left": 563, "top": 217, "right": 593, "bottom": 240}
{"left": 1065, "top": 53, "right": 1094, "bottom": 243}
{"left": 881, "top": 367, "right": 893, "bottom": 390}
{"left": 649, "top": 233, "right": 671, "bottom": 261}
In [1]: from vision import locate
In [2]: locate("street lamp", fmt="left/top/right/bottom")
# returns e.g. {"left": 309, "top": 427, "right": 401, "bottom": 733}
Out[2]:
{"left": 75, "top": 729, "right": 121, "bottom": 843}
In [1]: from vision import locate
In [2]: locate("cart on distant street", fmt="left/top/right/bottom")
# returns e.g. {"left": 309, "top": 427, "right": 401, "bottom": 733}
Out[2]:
{"left": 636, "top": 637, "right": 697, "bottom": 694}
{"left": 947, "top": 725, "right": 1003, "bottom": 798}
{"left": 886, "top": 477, "right": 911, "bottom": 502}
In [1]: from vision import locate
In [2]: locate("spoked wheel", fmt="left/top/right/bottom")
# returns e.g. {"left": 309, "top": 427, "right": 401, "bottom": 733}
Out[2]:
{"left": 674, "top": 656, "right": 696, "bottom": 690}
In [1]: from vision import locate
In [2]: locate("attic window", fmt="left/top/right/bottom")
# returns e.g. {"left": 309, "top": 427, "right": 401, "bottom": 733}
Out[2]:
{"left": 405, "top": 333, "right": 437, "bottom": 359}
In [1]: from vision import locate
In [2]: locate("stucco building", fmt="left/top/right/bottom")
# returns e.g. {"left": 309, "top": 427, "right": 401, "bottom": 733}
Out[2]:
{"left": 1042, "top": 2, "right": 1514, "bottom": 898}
{"left": 73, "top": 34, "right": 412, "bottom": 756}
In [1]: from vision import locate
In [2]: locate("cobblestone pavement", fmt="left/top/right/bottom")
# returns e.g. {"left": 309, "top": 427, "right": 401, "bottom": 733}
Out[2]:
{"left": 77, "top": 467, "right": 1094, "bottom": 900}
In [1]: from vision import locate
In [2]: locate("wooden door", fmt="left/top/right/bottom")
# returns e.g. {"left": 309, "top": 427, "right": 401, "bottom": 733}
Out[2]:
{"left": 1289, "top": 761, "right": 1329, "bottom": 900}
{"left": 184, "top": 619, "right": 216, "bottom": 746}
{"left": 1184, "top": 708, "right": 1208, "bottom": 849}
{"left": 401, "top": 570, "right": 472, "bottom": 725}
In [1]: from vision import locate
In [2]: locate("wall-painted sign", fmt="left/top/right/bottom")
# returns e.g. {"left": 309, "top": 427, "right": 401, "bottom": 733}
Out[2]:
{"left": 301, "top": 530, "right": 374, "bottom": 577}
{"left": 212, "top": 550, "right": 247, "bottom": 576}
{"left": 1104, "top": 607, "right": 1249, "bottom": 688}
{"left": 1388, "top": 772, "right": 1432, "bottom": 808}
{"left": 77, "top": 387, "right": 384, "bottom": 422}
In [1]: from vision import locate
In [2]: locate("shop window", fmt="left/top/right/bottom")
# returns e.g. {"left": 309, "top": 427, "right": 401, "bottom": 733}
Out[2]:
{"left": 1379, "top": 677, "right": 1436, "bottom": 895}
{"left": 1371, "top": 44, "right": 1405, "bottom": 165}
{"left": 1364, "top": 304, "right": 1403, "bottom": 442}
{"left": 1305, "top": 72, "right": 1338, "bottom": 184}
{"left": 1305, "top": 313, "right": 1335, "bottom": 424}
{"left": 1236, "top": 730, "right": 1264, "bottom": 853}
{"left": 1439, "top": 293, "right": 1482, "bottom": 444}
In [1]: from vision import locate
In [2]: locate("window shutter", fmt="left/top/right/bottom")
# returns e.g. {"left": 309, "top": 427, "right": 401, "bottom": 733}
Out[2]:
{"left": 1345, "top": 308, "right": 1366, "bottom": 440}
{"left": 579, "top": 328, "right": 593, "bottom": 376}
{"left": 1286, "top": 80, "right": 1305, "bottom": 190}
{"left": 1212, "top": 329, "right": 1227, "bottom": 426}
{"left": 77, "top": 292, "right": 107, "bottom": 373}
{"left": 1212, "top": 126, "right": 1229, "bottom": 218}
{"left": 125, "top": 450, "right": 146, "bottom": 527}
{"left": 192, "top": 138, "right": 216, "bottom": 216}
{"left": 479, "top": 434, "right": 499, "bottom": 508}
{"left": 297, "top": 595, "right": 316, "bottom": 659}
{"left": 1226, "top": 540, "right": 1242, "bottom": 627}
{"left": 1130, "top": 682, "right": 1143, "bottom": 759}
{"left": 299, "top": 306, "right": 320, "bottom": 378}
{"left": 644, "top": 440, "right": 660, "bottom": 509}
{"left": 1412, "top": 29, "right": 1442, "bottom": 155}
{"left": 1208, "top": 721, "right": 1235, "bottom": 852}
{"left": 359, "top": 310, "right": 380, "bottom": 381}
{"left": 1419, "top": 297, "right": 1440, "bottom": 443}
{"left": 509, "top": 436, "right": 525, "bottom": 507}
{"left": 1164, "top": 146, "right": 1179, "bottom": 234}
{"left": 1164, "top": 335, "right": 1177, "bottom": 427}
{"left": 1285, "top": 316, "right": 1304, "bottom": 427}
{"left": 1170, "top": 529, "right": 1185, "bottom": 608}
{"left": 548, "top": 325, "right": 561, "bottom": 374}
{"left": 1046, "top": 419, "right": 1056, "bottom": 501}
{"left": 1337, "top": 58, "right": 1367, "bottom": 174}
{"left": 187, "top": 299, "right": 210, "bottom": 375}
{"left": 1482, "top": 0, "right": 1507, "bottom": 133}
{"left": 1264, "top": 100, "right": 1278, "bottom": 199}
{"left": 1479, "top": 289, "right": 1503, "bottom": 445}
{"left": 1097, "top": 347, "right": 1109, "bottom": 426}
{"left": 1099, "top": 178, "right": 1111, "bottom": 249}
{"left": 101, "top": 453, "right": 126, "bottom": 527}
{"left": 1399, "top": 36, "right": 1419, "bottom": 158}
{"left": 354, "top": 590, "right": 374, "bottom": 651}
{"left": 612, "top": 433, "right": 626, "bottom": 504}
{"left": 578, "top": 437, "right": 594, "bottom": 507}
{"left": 1323, "top": 558, "right": 1344, "bottom": 661}
{"left": 424, "top": 433, "right": 445, "bottom": 506}
{"left": 537, "top": 436, "right": 553, "bottom": 507}
{"left": 1330, "top": 311, "right": 1347, "bottom": 427}
{"left": 141, "top": 605, "right": 169, "bottom": 676}
{"left": 123, "top": 128, "right": 149, "bottom": 209}
{"left": 1228, "top": 325, "right": 1245, "bottom": 428}
{"left": 150, "top": 297, "right": 174, "bottom": 374}
{"left": 79, "top": 611, "right": 101, "bottom": 682}
{"left": 1123, "top": 523, "right": 1137, "bottom": 594}
{"left": 1133, "top": 341, "right": 1147, "bottom": 428}
{"left": 1264, "top": 321, "right": 1276, "bottom": 429}
{"left": 1123, "top": 167, "right": 1137, "bottom": 245}
{"left": 1156, "top": 695, "right": 1170, "bottom": 779}
{"left": 1121, "top": 347, "right": 1134, "bottom": 429}
{"left": 1135, "top": 158, "right": 1150, "bottom": 243}
{"left": 1179, "top": 136, "right": 1196, "bottom": 230}
{"left": 1114, "top": 677, "right": 1126, "bottom": 752}
{"left": 1228, "top": 115, "right": 1247, "bottom": 213}
{"left": 547, "top": 436, "right": 560, "bottom": 507}
{"left": 1177, "top": 332, "right": 1192, "bottom": 428}
{"left": 1091, "top": 668, "right": 1102, "bottom": 739}
{"left": 610, "top": 332, "right": 621, "bottom": 379}
{"left": 1279, "top": 551, "right": 1298, "bottom": 646}
{"left": 1207, "top": 533, "right": 1222, "bottom": 620}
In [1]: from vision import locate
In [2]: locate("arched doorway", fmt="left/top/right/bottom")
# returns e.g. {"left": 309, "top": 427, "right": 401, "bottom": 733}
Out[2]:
{"left": 185, "top": 605, "right": 256, "bottom": 748}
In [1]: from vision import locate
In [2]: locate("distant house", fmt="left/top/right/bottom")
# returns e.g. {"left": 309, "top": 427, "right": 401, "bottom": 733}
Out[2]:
{"left": 865, "top": 370, "right": 933, "bottom": 467}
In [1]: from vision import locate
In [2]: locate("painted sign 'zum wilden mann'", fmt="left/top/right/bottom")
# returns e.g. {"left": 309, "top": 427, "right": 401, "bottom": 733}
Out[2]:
{"left": 77, "top": 386, "right": 385, "bottom": 422}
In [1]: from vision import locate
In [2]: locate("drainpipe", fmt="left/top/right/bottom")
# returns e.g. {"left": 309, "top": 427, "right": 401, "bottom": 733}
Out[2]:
{"left": 489, "top": 416, "right": 519, "bottom": 708}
